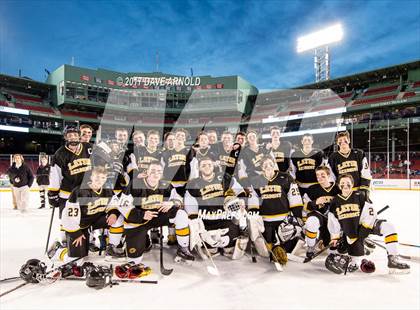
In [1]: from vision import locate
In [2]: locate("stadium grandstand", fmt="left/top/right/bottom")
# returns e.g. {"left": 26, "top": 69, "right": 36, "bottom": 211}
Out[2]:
{"left": 1, "top": 60, "right": 419, "bottom": 186}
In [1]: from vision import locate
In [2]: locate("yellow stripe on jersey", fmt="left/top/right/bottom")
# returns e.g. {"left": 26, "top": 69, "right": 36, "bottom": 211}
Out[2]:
{"left": 262, "top": 213, "right": 288, "bottom": 219}
{"left": 109, "top": 226, "right": 124, "bottom": 234}
{"left": 362, "top": 222, "right": 373, "bottom": 230}
{"left": 60, "top": 189, "right": 71, "bottom": 195}
{"left": 48, "top": 188, "right": 59, "bottom": 191}
{"left": 290, "top": 204, "right": 303, "bottom": 209}
{"left": 385, "top": 234, "right": 398, "bottom": 244}
{"left": 175, "top": 227, "right": 190, "bottom": 236}
{"left": 305, "top": 230, "right": 317, "bottom": 239}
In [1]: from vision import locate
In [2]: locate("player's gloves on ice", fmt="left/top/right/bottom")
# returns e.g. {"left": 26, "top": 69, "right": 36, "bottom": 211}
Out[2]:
{"left": 114, "top": 262, "right": 151, "bottom": 279}
{"left": 360, "top": 259, "right": 375, "bottom": 273}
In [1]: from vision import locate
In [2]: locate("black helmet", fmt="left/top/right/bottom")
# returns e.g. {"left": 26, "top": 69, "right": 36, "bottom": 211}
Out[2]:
{"left": 19, "top": 259, "right": 47, "bottom": 283}
{"left": 85, "top": 265, "right": 112, "bottom": 289}
{"left": 63, "top": 125, "right": 80, "bottom": 136}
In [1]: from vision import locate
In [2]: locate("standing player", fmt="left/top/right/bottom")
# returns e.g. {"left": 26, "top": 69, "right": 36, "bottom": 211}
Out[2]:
{"left": 328, "top": 131, "right": 372, "bottom": 199}
{"left": 36, "top": 155, "right": 50, "bottom": 209}
{"left": 190, "top": 131, "right": 217, "bottom": 178}
{"left": 132, "top": 130, "right": 146, "bottom": 148}
{"left": 326, "top": 174, "right": 410, "bottom": 274}
{"left": 214, "top": 131, "right": 241, "bottom": 178}
{"left": 238, "top": 130, "right": 268, "bottom": 179}
{"left": 47, "top": 166, "right": 120, "bottom": 265}
{"left": 266, "top": 126, "right": 293, "bottom": 174}
{"left": 290, "top": 133, "right": 326, "bottom": 196}
{"left": 163, "top": 132, "right": 175, "bottom": 151}
{"left": 207, "top": 130, "right": 218, "bottom": 146}
{"left": 135, "top": 130, "right": 162, "bottom": 179}
{"left": 302, "top": 166, "right": 340, "bottom": 259}
{"left": 80, "top": 124, "right": 94, "bottom": 143}
{"left": 115, "top": 162, "right": 194, "bottom": 273}
{"left": 48, "top": 125, "right": 92, "bottom": 244}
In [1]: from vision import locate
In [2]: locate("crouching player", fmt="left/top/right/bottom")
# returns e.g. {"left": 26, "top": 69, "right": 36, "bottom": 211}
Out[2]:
{"left": 47, "top": 166, "right": 121, "bottom": 273}
{"left": 185, "top": 157, "right": 248, "bottom": 259}
{"left": 302, "top": 166, "right": 340, "bottom": 259}
{"left": 326, "top": 174, "right": 410, "bottom": 274}
{"left": 245, "top": 156, "right": 304, "bottom": 267}
{"left": 114, "top": 162, "right": 194, "bottom": 278}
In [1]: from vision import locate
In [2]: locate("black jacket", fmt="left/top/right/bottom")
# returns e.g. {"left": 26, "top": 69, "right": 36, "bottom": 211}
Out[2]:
{"left": 36, "top": 164, "right": 50, "bottom": 185}
{"left": 7, "top": 163, "right": 34, "bottom": 188}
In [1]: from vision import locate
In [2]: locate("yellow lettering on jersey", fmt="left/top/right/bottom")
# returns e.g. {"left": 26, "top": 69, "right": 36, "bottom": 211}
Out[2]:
{"left": 168, "top": 154, "right": 186, "bottom": 167}
{"left": 297, "top": 158, "right": 316, "bottom": 171}
{"left": 68, "top": 158, "right": 92, "bottom": 175}
{"left": 336, "top": 203, "right": 360, "bottom": 220}
{"left": 252, "top": 153, "right": 265, "bottom": 168}
{"left": 86, "top": 197, "right": 110, "bottom": 215}
{"left": 141, "top": 194, "right": 164, "bottom": 210}
{"left": 273, "top": 152, "right": 285, "bottom": 162}
{"left": 220, "top": 155, "right": 236, "bottom": 167}
{"left": 260, "top": 185, "right": 281, "bottom": 194}
{"left": 337, "top": 160, "right": 358, "bottom": 175}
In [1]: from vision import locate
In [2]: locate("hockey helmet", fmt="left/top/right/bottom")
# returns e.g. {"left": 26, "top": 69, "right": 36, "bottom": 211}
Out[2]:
{"left": 19, "top": 259, "right": 47, "bottom": 283}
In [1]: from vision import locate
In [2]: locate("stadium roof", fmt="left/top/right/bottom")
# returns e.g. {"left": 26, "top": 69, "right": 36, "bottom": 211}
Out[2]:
{"left": 0, "top": 73, "right": 55, "bottom": 96}
{"left": 296, "top": 60, "right": 420, "bottom": 90}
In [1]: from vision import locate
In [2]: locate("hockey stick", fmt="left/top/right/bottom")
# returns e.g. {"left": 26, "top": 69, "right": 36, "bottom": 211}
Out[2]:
{"left": 303, "top": 244, "right": 332, "bottom": 263}
{"left": 366, "top": 238, "right": 419, "bottom": 261}
{"left": 44, "top": 204, "right": 56, "bottom": 254}
{"left": 0, "top": 282, "right": 28, "bottom": 298}
{"left": 0, "top": 276, "right": 21, "bottom": 283}
{"left": 159, "top": 226, "right": 173, "bottom": 276}
{"left": 249, "top": 239, "right": 257, "bottom": 263}
{"left": 255, "top": 231, "right": 283, "bottom": 272}
{"left": 199, "top": 239, "right": 220, "bottom": 276}
{"left": 398, "top": 242, "right": 420, "bottom": 249}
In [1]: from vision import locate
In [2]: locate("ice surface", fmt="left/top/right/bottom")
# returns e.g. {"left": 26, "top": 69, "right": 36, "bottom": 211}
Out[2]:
{"left": 0, "top": 190, "right": 419, "bottom": 310}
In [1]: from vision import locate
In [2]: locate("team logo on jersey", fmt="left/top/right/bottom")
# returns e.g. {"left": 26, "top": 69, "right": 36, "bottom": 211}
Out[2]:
{"left": 129, "top": 248, "right": 137, "bottom": 254}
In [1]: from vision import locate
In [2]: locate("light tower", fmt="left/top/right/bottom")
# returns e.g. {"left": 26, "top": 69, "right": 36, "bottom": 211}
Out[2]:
{"left": 297, "top": 23, "right": 344, "bottom": 82}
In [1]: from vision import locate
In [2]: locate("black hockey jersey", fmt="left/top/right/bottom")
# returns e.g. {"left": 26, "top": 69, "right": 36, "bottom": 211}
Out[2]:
{"left": 290, "top": 149, "right": 325, "bottom": 187}
{"left": 118, "top": 178, "right": 182, "bottom": 228}
{"left": 268, "top": 141, "right": 293, "bottom": 173}
{"left": 303, "top": 182, "right": 340, "bottom": 214}
{"left": 134, "top": 146, "right": 162, "bottom": 174}
{"left": 328, "top": 190, "right": 375, "bottom": 243}
{"left": 36, "top": 164, "right": 50, "bottom": 186}
{"left": 185, "top": 173, "right": 240, "bottom": 219}
{"left": 62, "top": 185, "right": 119, "bottom": 238}
{"left": 214, "top": 143, "right": 240, "bottom": 177}
{"left": 162, "top": 147, "right": 194, "bottom": 185}
{"left": 328, "top": 149, "right": 371, "bottom": 190}
{"left": 245, "top": 171, "right": 303, "bottom": 220}
{"left": 49, "top": 143, "right": 92, "bottom": 199}
{"left": 238, "top": 146, "right": 268, "bottom": 179}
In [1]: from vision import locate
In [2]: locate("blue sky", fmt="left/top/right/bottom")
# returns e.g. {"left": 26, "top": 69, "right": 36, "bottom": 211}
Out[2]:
{"left": 0, "top": 0, "right": 419, "bottom": 89}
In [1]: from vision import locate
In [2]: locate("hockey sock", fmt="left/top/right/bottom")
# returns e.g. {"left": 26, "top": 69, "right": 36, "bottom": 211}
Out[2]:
{"left": 173, "top": 210, "right": 190, "bottom": 247}
{"left": 380, "top": 222, "right": 398, "bottom": 255}
{"left": 305, "top": 216, "right": 320, "bottom": 248}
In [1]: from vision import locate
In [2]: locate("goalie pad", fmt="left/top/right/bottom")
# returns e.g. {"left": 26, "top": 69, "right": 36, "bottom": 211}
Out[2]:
{"left": 277, "top": 221, "right": 303, "bottom": 243}
{"left": 201, "top": 228, "right": 230, "bottom": 248}
{"left": 189, "top": 218, "right": 206, "bottom": 251}
{"left": 248, "top": 217, "right": 269, "bottom": 257}
{"left": 231, "top": 236, "right": 249, "bottom": 260}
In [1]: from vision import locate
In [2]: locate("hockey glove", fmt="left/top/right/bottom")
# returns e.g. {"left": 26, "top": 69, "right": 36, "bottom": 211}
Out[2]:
{"left": 48, "top": 191, "right": 60, "bottom": 208}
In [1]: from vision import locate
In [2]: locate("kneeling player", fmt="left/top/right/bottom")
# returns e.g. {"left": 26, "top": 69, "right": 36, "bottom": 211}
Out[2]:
{"left": 115, "top": 162, "right": 194, "bottom": 277}
{"left": 48, "top": 166, "right": 120, "bottom": 268}
{"left": 302, "top": 166, "right": 340, "bottom": 259}
{"left": 327, "top": 174, "right": 410, "bottom": 274}
{"left": 185, "top": 157, "right": 247, "bottom": 258}
{"left": 245, "top": 156, "right": 304, "bottom": 265}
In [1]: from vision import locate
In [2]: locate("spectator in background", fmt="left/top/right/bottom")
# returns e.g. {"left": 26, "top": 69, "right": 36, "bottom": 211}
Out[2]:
{"left": 36, "top": 155, "right": 50, "bottom": 209}
{"left": 80, "top": 124, "right": 94, "bottom": 143}
{"left": 7, "top": 154, "right": 34, "bottom": 212}
{"left": 132, "top": 130, "right": 145, "bottom": 148}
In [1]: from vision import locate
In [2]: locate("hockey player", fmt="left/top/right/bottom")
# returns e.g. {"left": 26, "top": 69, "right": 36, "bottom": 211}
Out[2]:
{"left": 115, "top": 162, "right": 194, "bottom": 275}
{"left": 185, "top": 157, "right": 247, "bottom": 258}
{"left": 238, "top": 130, "right": 268, "bottom": 179}
{"left": 47, "top": 166, "right": 120, "bottom": 266}
{"left": 132, "top": 130, "right": 146, "bottom": 148}
{"left": 326, "top": 174, "right": 410, "bottom": 274}
{"left": 80, "top": 124, "right": 94, "bottom": 143}
{"left": 290, "top": 133, "right": 326, "bottom": 196}
{"left": 206, "top": 129, "right": 218, "bottom": 145}
{"left": 163, "top": 132, "right": 175, "bottom": 151}
{"left": 48, "top": 125, "right": 92, "bottom": 243}
{"left": 214, "top": 131, "right": 241, "bottom": 178}
{"left": 190, "top": 131, "right": 217, "bottom": 179}
{"left": 266, "top": 126, "right": 293, "bottom": 173}
{"left": 328, "top": 131, "right": 372, "bottom": 199}
{"left": 303, "top": 166, "right": 340, "bottom": 259}
{"left": 245, "top": 156, "right": 304, "bottom": 263}
{"left": 134, "top": 130, "right": 162, "bottom": 179}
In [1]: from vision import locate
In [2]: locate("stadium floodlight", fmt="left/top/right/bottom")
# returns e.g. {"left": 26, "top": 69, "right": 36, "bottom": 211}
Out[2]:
{"left": 296, "top": 23, "right": 344, "bottom": 82}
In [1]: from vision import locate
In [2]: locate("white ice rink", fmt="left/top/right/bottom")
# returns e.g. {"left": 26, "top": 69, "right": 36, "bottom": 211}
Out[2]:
{"left": 0, "top": 189, "right": 419, "bottom": 310}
